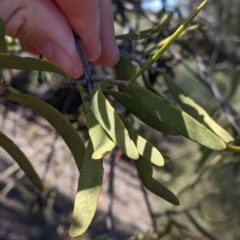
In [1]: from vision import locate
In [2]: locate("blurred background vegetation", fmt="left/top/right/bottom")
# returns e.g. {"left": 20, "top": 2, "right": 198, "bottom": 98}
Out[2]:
{"left": 0, "top": 0, "right": 240, "bottom": 239}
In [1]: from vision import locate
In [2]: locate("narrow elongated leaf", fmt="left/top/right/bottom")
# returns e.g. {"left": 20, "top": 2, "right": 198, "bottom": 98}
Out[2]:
{"left": 0, "top": 131, "right": 43, "bottom": 191}
{"left": 2, "top": 89, "right": 85, "bottom": 171}
{"left": 164, "top": 74, "right": 234, "bottom": 143}
{"left": 114, "top": 55, "right": 136, "bottom": 81}
{"left": 120, "top": 84, "right": 226, "bottom": 151}
{"left": 70, "top": 141, "right": 103, "bottom": 237}
{"left": 77, "top": 84, "right": 115, "bottom": 159}
{"left": 0, "top": 53, "right": 70, "bottom": 79}
{"left": 103, "top": 89, "right": 178, "bottom": 135}
{"left": 91, "top": 85, "right": 139, "bottom": 160}
{"left": 142, "top": 73, "right": 161, "bottom": 96}
{"left": 135, "top": 155, "right": 180, "bottom": 205}
{"left": 119, "top": 115, "right": 164, "bottom": 166}
{"left": 0, "top": 18, "right": 7, "bottom": 53}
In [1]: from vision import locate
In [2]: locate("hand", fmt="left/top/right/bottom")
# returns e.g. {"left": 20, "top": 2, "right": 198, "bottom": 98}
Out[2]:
{"left": 0, "top": 0, "right": 119, "bottom": 78}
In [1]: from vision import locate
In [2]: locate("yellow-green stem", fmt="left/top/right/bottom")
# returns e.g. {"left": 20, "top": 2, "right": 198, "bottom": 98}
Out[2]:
{"left": 129, "top": 0, "right": 207, "bottom": 83}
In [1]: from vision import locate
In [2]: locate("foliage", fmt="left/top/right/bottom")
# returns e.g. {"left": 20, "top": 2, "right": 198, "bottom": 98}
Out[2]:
{"left": 1, "top": 0, "right": 240, "bottom": 239}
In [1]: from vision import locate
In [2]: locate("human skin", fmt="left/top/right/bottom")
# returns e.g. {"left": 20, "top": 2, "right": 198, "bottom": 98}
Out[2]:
{"left": 0, "top": 0, "right": 119, "bottom": 78}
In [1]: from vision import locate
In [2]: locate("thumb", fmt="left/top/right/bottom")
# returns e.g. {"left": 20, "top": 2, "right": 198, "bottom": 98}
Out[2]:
{"left": 1, "top": 0, "right": 83, "bottom": 78}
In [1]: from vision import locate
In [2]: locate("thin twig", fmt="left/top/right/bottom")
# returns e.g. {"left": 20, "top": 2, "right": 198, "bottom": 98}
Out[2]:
{"left": 119, "top": 50, "right": 166, "bottom": 73}
{"left": 153, "top": 206, "right": 198, "bottom": 218}
{"left": 61, "top": 79, "right": 88, "bottom": 87}
{"left": 92, "top": 76, "right": 130, "bottom": 87}
{"left": 42, "top": 133, "right": 58, "bottom": 182}
{"left": 140, "top": 184, "right": 157, "bottom": 232}
{"left": 0, "top": 162, "right": 19, "bottom": 181}
{"left": 209, "top": 0, "right": 230, "bottom": 68}
{"left": 73, "top": 33, "right": 93, "bottom": 94}
{"left": 73, "top": 33, "right": 92, "bottom": 80}
{"left": 62, "top": 77, "right": 130, "bottom": 87}
{"left": 1, "top": 170, "right": 25, "bottom": 196}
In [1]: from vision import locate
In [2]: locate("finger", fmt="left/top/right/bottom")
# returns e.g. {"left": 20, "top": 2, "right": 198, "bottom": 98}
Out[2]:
{"left": 94, "top": 0, "right": 119, "bottom": 67}
{"left": 1, "top": 0, "right": 83, "bottom": 78}
{"left": 21, "top": 42, "right": 39, "bottom": 56}
{"left": 54, "top": 0, "right": 101, "bottom": 62}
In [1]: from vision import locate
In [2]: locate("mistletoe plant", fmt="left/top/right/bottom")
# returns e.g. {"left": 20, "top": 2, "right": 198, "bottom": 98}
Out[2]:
{"left": 0, "top": 0, "right": 239, "bottom": 237}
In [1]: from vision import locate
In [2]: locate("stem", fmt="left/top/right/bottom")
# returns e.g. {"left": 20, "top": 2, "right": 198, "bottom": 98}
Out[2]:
{"left": 129, "top": 0, "right": 207, "bottom": 83}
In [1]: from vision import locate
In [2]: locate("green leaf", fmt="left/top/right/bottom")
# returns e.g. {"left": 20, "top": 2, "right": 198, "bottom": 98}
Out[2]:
{"left": 142, "top": 73, "right": 162, "bottom": 96}
{"left": 2, "top": 89, "right": 85, "bottom": 171}
{"left": 134, "top": 155, "right": 180, "bottom": 205}
{"left": 91, "top": 84, "right": 139, "bottom": 160}
{"left": 69, "top": 141, "right": 103, "bottom": 237}
{"left": 164, "top": 74, "right": 234, "bottom": 143}
{"left": 0, "top": 18, "right": 7, "bottom": 53}
{"left": 0, "top": 131, "right": 43, "bottom": 191}
{"left": 77, "top": 84, "right": 115, "bottom": 159}
{"left": 114, "top": 55, "right": 136, "bottom": 81}
{"left": 119, "top": 84, "right": 226, "bottom": 151}
{"left": 103, "top": 89, "right": 178, "bottom": 135}
{"left": 119, "top": 115, "right": 165, "bottom": 166}
{"left": 0, "top": 53, "right": 70, "bottom": 79}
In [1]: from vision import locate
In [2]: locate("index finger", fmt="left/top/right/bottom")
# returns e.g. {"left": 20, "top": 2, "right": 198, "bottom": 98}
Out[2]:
{"left": 54, "top": 0, "right": 101, "bottom": 62}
